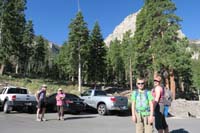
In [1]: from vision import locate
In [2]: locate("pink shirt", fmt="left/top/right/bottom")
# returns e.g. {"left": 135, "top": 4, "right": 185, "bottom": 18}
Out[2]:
{"left": 56, "top": 93, "right": 65, "bottom": 106}
{"left": 152, "top": 86, "right": 164, "bottom": 103}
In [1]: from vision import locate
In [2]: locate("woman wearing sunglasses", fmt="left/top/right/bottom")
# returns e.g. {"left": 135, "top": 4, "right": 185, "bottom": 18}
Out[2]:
{"left": 152, "top": 75, "right": 169, "bottom": 133}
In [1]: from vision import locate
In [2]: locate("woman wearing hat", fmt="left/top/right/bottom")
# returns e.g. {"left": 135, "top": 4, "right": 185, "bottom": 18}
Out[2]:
{"left": 152, "top": 75, "right": 169, "bottom": 133}
{"left": 56, "top": 88, "right": 65, "bottom": 120}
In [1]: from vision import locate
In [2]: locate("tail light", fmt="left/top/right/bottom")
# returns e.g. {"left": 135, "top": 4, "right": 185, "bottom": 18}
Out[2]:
{"left": 110, "top": 97, "right": 116, "bottom": 102}
{"left": 12, "top": 95, "right": 16, "bottom": 101}
{"left": 65, "top": 100, "right": 73, "bottom": 104}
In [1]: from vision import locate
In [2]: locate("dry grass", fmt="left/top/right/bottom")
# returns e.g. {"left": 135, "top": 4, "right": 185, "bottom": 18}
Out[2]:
{"left": 0, "top": 75, "right": 88, "bottom": 96}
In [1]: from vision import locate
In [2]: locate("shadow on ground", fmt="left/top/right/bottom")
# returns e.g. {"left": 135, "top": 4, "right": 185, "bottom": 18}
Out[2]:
{"left": 64, "top": 116, "right": 97, "bottom": 120}
{"left": 170, "top": 128, "right": 189, "bottom": 133}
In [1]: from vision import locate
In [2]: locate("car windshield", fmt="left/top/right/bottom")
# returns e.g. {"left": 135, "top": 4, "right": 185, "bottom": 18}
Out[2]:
{"left": 7, "top": 88, "right": 28, "bottom": 94}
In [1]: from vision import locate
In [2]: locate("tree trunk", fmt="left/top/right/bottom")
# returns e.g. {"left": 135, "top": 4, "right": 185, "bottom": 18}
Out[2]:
{"left": 169, "top": 69, "right": 176, "bottom": 99}
{"left": 0, "top": 64, "right": 5, "bottom": 75}
{"left": 165, "top": 77, "right": 170, "bottom": 89}
{"left": 78, "top": 42, "right": 82, "bottom": 93}
{"left": 15, "top": 64, "right": 19, "bottom": 74}
{"left": 129, "top": 58, "right": 133, "bottom": 91}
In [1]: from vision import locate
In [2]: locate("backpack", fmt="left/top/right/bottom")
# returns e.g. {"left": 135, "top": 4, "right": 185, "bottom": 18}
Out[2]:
{"left": 162, "top": 87, "right": 173, "bottom": 106}
{"left": 134, "top": 89, "right": 150, "bottom": 112}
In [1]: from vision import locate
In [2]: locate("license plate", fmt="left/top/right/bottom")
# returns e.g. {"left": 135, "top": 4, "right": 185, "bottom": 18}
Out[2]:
{"left": 25, "top": 103, "right": 32, "bottom": 106}
{"left": 120, "top": 106, "right": 127, "bottom": 109}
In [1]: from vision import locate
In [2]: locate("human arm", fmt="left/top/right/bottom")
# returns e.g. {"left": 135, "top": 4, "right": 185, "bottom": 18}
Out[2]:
{"left": 35, "top": 91, "right": 39, "bottom": 102}
{"left": 153, "top": 86, "right": 162, "bottom": 109}
{"left": 148, "top": 100, "right": 154, "bottom": 124}
{"left": 147, "top": 91, "right": 154, "bottom": 124}
{"left": 131, "top": 101, "right": 137, "bottom": 123}
{"left": 61, "top": 93, "right": 65, "bottom": 100}
{"left": 131, "top": 91, "right": 137, "bottom": 123}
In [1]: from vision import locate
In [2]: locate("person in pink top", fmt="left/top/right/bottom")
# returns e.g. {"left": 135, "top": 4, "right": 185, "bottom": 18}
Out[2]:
{"left": 152, "top": 75, "right": 169, "bottom": 133}
{"left": 56, "top": 88, "right": 65, "bottom": 120}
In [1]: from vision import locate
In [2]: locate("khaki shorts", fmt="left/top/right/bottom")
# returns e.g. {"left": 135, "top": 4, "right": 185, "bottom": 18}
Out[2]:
{"left": 135, "top": 113, "right": 153, "bottom": 133}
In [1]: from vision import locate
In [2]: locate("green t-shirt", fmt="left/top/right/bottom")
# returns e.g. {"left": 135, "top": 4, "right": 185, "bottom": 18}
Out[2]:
{"left": 131, "top": 89, "right": 153, "bottom": 116}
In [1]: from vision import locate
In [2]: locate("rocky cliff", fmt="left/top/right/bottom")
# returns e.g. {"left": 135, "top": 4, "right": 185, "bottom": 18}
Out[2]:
{"left": 104, "top": 10, "right": 139, "bottom": 46}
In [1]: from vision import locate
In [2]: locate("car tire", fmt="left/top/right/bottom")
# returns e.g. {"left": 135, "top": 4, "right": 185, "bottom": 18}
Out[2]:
{"left": 28, "top": 106, "right": 36, "bottom": 114}
{"left": 3, "top": 101, "right": 10, "bottom": 113}
{"left": 97, "top": 103, "right": 108, "bottom": 115}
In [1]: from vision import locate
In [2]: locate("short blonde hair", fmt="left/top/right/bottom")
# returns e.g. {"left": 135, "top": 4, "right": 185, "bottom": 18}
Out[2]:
{"left": 154, "top": 75, "right": 162, "bottom": 82}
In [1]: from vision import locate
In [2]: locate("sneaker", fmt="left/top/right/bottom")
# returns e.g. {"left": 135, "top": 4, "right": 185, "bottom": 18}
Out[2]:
{"left": 36, "top": 118, "right": 41, "bottom": 122}
{"left": 41, "top": 118, "right": 47, "bottom": 121}
{"left": 61, "top": 117, "right": 64, "bottom": 121}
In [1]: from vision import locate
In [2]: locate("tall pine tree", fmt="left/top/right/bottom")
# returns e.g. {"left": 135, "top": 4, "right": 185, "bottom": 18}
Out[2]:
{"left": 87, "top": 22, "right": 107, "bottom": 83}
{"left": 67, "top": 11, "right": 89, "bottom": 91}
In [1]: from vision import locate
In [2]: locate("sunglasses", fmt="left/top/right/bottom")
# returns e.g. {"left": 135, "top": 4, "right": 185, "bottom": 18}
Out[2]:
{"left": 154, "top": 80, "right": 160, "bottom": 82}
{"left": 137, "top": 82, "right": 144, "bottom": 85}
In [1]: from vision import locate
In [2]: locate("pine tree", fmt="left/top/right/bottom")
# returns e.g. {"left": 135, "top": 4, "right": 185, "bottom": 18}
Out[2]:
{"left": 67, "top": 11, "right": 89, "bottom": 91}
{"left": 107, "top": 39, "right": 125, "bottom": 84}
{"left": 55, "top": 42, "right": 72, "bottom": 80}
{"left": 87, "top": 22, "right": 107, "bottom": 83}
{"left": 0, "top": 0, "right": 26, "bottom": 75}
{"left": 31, "top": 36, "right": 47, "bottom": 75}
{"left": 21, "top": 20, "right": 34, "bottom": 76}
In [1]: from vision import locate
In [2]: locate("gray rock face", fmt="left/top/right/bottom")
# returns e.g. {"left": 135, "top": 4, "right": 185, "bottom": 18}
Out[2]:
{"left": 169, "top": 99, "right": 200, "bottom": 118}
{"left": 104, "top": 11, "right": 139, "bottom": 46}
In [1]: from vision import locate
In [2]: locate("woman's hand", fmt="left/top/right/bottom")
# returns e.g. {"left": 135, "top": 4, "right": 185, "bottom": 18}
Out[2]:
{"left": 148, "top": 115, "right": 154, "bottom": 124}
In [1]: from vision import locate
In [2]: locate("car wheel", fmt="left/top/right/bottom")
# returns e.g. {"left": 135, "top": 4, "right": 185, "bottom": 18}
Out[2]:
{"left": 97, "top": 103, "right": 108, "bottom": 115}
{"left": 3, "top": 101, "right": 10, "bottom": 113}
{"left": 28, "top": 106, "right": 36, "bottom": 114}
{"left": 72, "top": 111, "right": 81, "bottom": 115}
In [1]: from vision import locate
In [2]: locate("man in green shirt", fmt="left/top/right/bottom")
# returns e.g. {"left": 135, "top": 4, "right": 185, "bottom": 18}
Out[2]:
{"left": 131, "top": 77, "right": 154, "bottom": 133}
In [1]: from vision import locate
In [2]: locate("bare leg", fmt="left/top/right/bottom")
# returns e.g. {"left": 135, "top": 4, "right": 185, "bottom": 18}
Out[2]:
{"left": 36, "top": 108, "right": 41, "bottom": 121}
{"left": 60, "top": 106, "right": 64, "bottom": 120}
{"left": 164, "top": 127, "right": 169, "bottom": 133}
{"left": 41, "top": 108, "right": 46, "bottom": 121}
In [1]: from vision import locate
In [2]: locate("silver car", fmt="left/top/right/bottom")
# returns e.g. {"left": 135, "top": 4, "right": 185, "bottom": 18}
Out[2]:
{"left": 80, "top": 89, "right": 128, "bottom": 115}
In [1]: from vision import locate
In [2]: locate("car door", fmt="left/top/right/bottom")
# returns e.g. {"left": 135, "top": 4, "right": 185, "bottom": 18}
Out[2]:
{"left": 81, "top": 90, "right": 93, "bottom": 107}
{"left": 0, "top": 88, "right": 7, "bottom": 107}
{"left": 0, "top": 88, "right": 6, "bottom": 107}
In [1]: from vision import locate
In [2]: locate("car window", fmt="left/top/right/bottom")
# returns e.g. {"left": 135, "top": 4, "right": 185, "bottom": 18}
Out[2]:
{"left": 94, "top": 90, "right": 107, "bottom": 96}
{"left": 0, "top": 88, "right": 5, "bottom": 94}
{"left": 7, "top": 88, "right": 28, "bottom": 94}
{"left": 81, "top": 90, "right": 92, "bottom": 96}
{"left": 48, "top": 93, "right": 56, "bottom": 99}
{"left": 65, "top": 94, "right": 79, "bottom": 99}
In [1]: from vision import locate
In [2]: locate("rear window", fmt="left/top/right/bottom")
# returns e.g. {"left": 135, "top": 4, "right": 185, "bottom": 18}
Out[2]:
{"left": 65, "top": 94, "right": 80, "bottom": 99}
{"left": 94, "top": 91, "right": 107, "bottom": 96}
{"left": 7, "top": 88, "right": 28, "bottom": 94}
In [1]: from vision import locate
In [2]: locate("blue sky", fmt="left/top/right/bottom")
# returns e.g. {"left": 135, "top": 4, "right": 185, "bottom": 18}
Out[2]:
{"left": 25, "top": 0, "right": 200, "bottom": 45}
